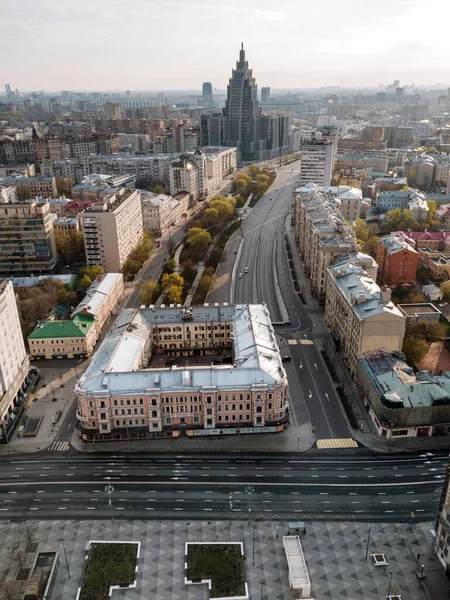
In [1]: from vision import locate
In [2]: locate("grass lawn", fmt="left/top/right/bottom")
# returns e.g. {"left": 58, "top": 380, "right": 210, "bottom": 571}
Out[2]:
{"left": 187, "top": 544, "right": 245, "bottom": 598}
{"left": 80, "top": 543, "right": 137, "bottom": 600}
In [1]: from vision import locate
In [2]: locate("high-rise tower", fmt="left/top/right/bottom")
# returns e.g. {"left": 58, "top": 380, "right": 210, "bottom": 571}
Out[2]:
{"left": 202, "top": 82, "right": 213, "bottom": 108}
{"left": 222, "top": 43, "right": 262, "bottom": 162}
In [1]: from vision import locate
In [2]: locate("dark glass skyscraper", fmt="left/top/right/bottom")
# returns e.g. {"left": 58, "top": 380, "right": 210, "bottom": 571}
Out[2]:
{"left": 202, "top": 82, "right": 213, "bottom": 108}
{"left": 222, "top": 43, "right": 262, "bottom": 162}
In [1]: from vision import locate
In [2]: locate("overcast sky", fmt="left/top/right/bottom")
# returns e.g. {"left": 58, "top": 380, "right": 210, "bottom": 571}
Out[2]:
{"left": 2, "top": 0, "right": 449, "bottom": 92}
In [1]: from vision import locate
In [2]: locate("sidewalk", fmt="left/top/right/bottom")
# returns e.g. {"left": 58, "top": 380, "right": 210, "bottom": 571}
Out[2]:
{"left": 71, "top": 422, "right": 315, "bottom": 454}
{"left": 0, "top": 368, "right": 79, "bottom": 455}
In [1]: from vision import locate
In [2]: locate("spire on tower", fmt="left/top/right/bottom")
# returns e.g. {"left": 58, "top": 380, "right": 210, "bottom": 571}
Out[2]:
{"left": 238, "top": 43, "right": 246, "bottom": 68}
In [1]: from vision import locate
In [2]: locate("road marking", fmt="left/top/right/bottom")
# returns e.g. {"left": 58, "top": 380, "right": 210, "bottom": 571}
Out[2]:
{"left": 145, "top": 508, "right": 154, "bottom": 511}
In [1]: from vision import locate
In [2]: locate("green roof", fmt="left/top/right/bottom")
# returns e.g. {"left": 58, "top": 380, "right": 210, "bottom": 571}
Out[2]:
{"left": 28, "top": 314, "right": 94, "bottom": 340}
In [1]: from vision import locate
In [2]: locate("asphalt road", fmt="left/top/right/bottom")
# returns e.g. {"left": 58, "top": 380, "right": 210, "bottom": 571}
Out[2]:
{"left": 0, "top": 451, "right": 445, "bottom": 522}
{"left": 222, "top": 163, "right": 350, "bottom": 439}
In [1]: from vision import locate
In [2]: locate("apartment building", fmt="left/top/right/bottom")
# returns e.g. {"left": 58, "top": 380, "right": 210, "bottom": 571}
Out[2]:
{"left": 0, "top": 176, "right": 57, "bottom": 200}
{"left": 0, "top": 163, "right": 35, "bottom": 178}
{"left": 325, "top": 262, "right": 406, "bottom": 376}
{"left": 75, "top": 303, "right": 289, "bottom": 441}
{"left": 52, "top": 216, "right": 80, "bottom": 233}
{"left": 28, "top": 273, "right": 124, "bottom": 359}
{"left": 0, "top": 200, "right": 57, "bottom": 274}
{"left": 376, "top": 188, "right": 429, "bottom": 222}
{"left": 357, "top": 351, "right": 450, "bottom": 440}
{"left": 375, "top": 233, "right": 419, "bottom": 288}
{"left": 292, "top": 186, "right": 357, "bottom": 303}
{"left": 299, "top": 132, "right": 337, "bottom": 187}
{"left": 337, "top": 152, "right": 388, "bottom": 173}
{"left": 28, "top": 315, "right": 97, "bottom": 360}
{"left": 169, "top": 157, "right": 200, "bottom": 205}
{"left": 141, "top": 192, "right": 189, "bottom": 238}
{"left": 403, "top": 155, "right": 435, "bottom": 187}
{"left": 435, "top": 464, "right": 450, "bottom": 570}
{"left": 71, "top": 173, "right": 136, "bottom": 202}
{"left": 0, "top": 280, "right": 31, "bottom": 442}
{"left": 80, "top": 189, "right": 143, "bottom": 272}
{"left": 0, "top": 185, "right": 17, "bottom": 203}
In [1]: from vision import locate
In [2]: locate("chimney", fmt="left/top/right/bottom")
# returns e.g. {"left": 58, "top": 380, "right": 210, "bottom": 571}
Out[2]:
{"left": 381, "top": 287, "right": 392, "bottom": 303}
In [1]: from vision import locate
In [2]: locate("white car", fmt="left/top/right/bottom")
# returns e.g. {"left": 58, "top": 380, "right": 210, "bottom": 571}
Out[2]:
{"left": 244, "top": 267, "right": 249, "bottom": 273}
{"left": 238, "top": 273, "right": 243, "bottom": 278}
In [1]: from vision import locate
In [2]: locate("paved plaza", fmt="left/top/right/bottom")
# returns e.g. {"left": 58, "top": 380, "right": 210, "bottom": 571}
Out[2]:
{"left": 1, "top": 519, "right": 448, "bottom": 600}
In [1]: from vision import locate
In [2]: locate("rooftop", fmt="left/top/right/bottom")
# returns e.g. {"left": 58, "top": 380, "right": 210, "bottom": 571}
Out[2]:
{"left": 77, "top": 304, "right": 286, "bottom": 396}
{"left": 379, "top": 233, "right": 417, "bottom": 255}
{"left": 28, "top": 314, "right": 94, "bottom": 340}
{"left": 72, "top": 273, "right": 123, "bottom": 319}
{"left": 359, "top": 351, "right": 450, "bottom": 408}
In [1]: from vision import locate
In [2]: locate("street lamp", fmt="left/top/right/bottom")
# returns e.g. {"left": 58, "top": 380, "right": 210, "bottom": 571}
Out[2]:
{"left": 386, "top": 571, "right": 393, "bottom": 599}
{"left": 105, "top": 484, "right": 115, "bottom": 523}
{"left": 60, "top": 538, "right": 70, "bottom": 578}
{"left": 252, "top": 523, "right": 256, "bottom": 566}
{"left": 229, "top": 493, "right": 233, "bottom": 527}
{"left": 364, "top": 522, "right": 372, "bottom": 560}
{"left": 245, "top": 485, "right": 254, "bottom": 516}
{"left": 260, "top": 581, "right": 265, "bottom": 600}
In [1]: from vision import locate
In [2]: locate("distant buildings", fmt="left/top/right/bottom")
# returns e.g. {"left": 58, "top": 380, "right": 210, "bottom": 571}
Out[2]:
{"left": 337, "top": 152, "right": 388, "bottom": 173}
{"left": 261, "top": 87, "right": 271, "bottom": 103}
{"left": 80, "top": 189, "right": 143, "bottom": 272}
{"left": 202, "top": 82, "right": 213, "bottom": 108}
{"left": 375, "top": 233, "right": 419, "bottom": 288}
{"left": 0, "top": 185, "right": 17, "bottom": 203}
{"left": 75, "top": 303, "right": 289, "bottom": 441}
{"left": 0, "top": 280, "right": 30, "bottom": 442}
{"left": 103, "top": 102, "right": 121, "bottom": 120}
{"left": 325, "top": 262, "right": 406, "bottom": 376}
{"left": 0, "top": 200, "right": 57, "bottom": 274}
{"left": 71, "top": 173, "right": 136, "bottom": 201}
{"left": 299, "top": 131, "right": 337, "bottom": 187}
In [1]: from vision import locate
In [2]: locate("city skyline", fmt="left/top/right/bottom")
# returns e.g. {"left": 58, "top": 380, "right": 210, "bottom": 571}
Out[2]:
{"left": 2, "top": 0, "right": 450, "bottom": 91}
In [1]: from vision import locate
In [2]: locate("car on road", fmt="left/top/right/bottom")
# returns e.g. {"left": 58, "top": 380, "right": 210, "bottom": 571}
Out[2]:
{"left": 281, "top": 356, "right": 291, "bottom": 362}
{"left": 244, "top": 267, "right": 248, "bottom": 273}
{"left": 439, "top": 302, "right": 447, "bottom": 307}
{"left": 238, "top": 273, "right": 243, "bottom": 278}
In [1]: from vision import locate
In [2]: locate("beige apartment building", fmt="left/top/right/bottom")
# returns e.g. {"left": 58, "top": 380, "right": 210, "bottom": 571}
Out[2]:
{"left": 292, "top": 186, "right": 357, "bottom": 303}
{"left": 80, "top": 189, "right": 143, "bottom": 272}
{"left": 0, "top": 280, "right": 30, "bottom": 440}
{"left": 141, "top": 192, "right": 189, "bottom": 238}
{"left": 0, "top": 176, "right": 57, "bottom": 200}
{"left": 325, "top": 261, "right": 406, "bottom": 376}
{"left": 76, "top": 304, "right": 289, "bottom": 441}
{"left": 0, "top": 200, "right": 57, "bottom": 274}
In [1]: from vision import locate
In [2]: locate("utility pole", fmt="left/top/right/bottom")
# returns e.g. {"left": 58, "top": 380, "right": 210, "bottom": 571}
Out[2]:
{"left": 245, "top": 485, "right": 254, "bottom": 517}
{"left": 229, "top": 492, "right": 233, "bottom": 528}
{"left": 364, "top": 522, "right": 372, "bottom": 560}
{"left": 60, "top": 538, "right": 70, "bottom": 578}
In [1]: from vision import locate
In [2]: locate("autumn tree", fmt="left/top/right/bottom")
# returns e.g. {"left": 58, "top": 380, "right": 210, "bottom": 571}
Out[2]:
{"left": 55, "top": 177, "right": 74, "bottom": 196}
{"left": 161, "top": 272, "right": 184, "bottom": 290}
{"left": 441, "top": 281, "right": 450, "bottom": 301}
{"left": 79, "top": 264, "right": 104, "bottom": 289}
{"left": 150, "top": 183, "right": 168, "bottom": 195}
{"left": 166, "top": 284, "right": 182, "bottom": 303}
{"left": 139, "top": 280, "right": 159, "bottom": 307}
{"left": 402, "top": 336, "right": 428, "bottom": 366}
{"left": 55, "top": 230, "right": 85, "bottom": 265}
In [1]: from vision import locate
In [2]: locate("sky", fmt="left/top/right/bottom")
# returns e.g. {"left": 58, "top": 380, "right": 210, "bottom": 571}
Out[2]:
{"left": 2, "top": 0, "right": 450, "bottom": 91}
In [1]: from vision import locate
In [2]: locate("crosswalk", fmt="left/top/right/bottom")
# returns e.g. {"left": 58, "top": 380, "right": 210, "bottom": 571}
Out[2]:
{"left": 48, "top": 441, "right": 70, "bottom": 452}
{"left": 316, "top": 438, "right": 358, "bottom": 449}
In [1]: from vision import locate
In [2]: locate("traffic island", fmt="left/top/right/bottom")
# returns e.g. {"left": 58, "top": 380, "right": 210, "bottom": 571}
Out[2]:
{"left": 185, "top": 542, "right": 249, "bottom": 599}
{"left": 77, "top": 541, "right": 140, "bottom": 600}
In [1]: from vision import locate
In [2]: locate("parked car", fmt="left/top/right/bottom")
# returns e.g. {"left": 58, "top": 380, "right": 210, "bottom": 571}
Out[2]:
{"left": 281, "top": 356, "right": 292, "bottom": 362}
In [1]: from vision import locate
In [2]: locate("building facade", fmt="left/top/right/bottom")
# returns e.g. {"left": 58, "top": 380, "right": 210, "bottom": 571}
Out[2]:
{"left": 325, "top": 262, "right": 406, "bottom": 376}
{"left": 299, "top": 132, "right": 336, "bottom": 187}
{"left": 75, "top": 304, "right": 289, "bottom": 441}
{"left": 80, "top": 189, "right": 143, "bottom": 272}
{"left": 375, "top": 233, "right": 419, "bottom": 288}
{"left": 0, "top": 280, "right": 31, "bottom": 442}
{"left": 0, "top": 200, "right": 57, "bottom": 274}
{"left": 0, "top": 176, "right": 57, "bottom": 200}
{"left": 202, "top": 82, "right": 213, "bottom": 108}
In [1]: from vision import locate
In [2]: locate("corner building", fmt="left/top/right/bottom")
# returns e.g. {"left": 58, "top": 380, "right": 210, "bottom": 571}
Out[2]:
{"left": 76, "top": 304, "right": 289, "bottom": 441}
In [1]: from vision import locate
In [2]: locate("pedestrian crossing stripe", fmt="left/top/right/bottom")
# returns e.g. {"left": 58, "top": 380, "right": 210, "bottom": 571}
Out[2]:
{"left": 316, "top": 438, "right": 358, "bottom": 449}
{"left": 48, "top": 441, "right": 70, "bottom": 452}
{"left": 300, "top": 339, "right": 313, "bottom": 345}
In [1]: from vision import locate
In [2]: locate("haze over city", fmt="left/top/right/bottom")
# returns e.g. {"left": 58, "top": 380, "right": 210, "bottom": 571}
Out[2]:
{"left": 3, "top": 0, "right": 450, "bottom": 90}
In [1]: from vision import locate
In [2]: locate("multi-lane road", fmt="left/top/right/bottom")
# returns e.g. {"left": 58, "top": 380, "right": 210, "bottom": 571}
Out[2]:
{"left": 0, "top": 452, "right": 446, "bottom": 522}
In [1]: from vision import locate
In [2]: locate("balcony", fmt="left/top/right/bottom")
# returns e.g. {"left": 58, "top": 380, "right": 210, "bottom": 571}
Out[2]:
{"left": 76, "top": 410, "right": 89, "bottom": 423}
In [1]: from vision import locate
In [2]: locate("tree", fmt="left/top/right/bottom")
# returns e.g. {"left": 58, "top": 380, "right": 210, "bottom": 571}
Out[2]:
{"left": 441, "top": 281, "right": 450, "bottom": 301}
{"left": 166, "top": 284, "right": 182, "bottom": 303}
{"left": 139, "top": 280, "right": 158, "bottom": 307}
{"left": 150, "top": 183, "right": 168, "bottom": 195}
{"left": 55, "top": 177, "right": 74, "bottom": 196}
{"left": 402, "top": 335, "right": 428, "bottom": 366}
{"left": 203, "top": 207, "right": 220, "bottom": 226}
{"left": 256, "top": 181, "right": 269, "bottom": 197}
{"left": 353, "top": 219, "right": 369, "bottom": 243}
{"left": 55, "top": 230, "right": 85, "bottom": 265}
{"left": 187, "top": 227, "right": 212, "bottom": 247}
{"left": 81, "top": 264, "right": 104, "bottom": 283}
{"left": 161, "top": 272, "right": 184, "bottom": 290}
